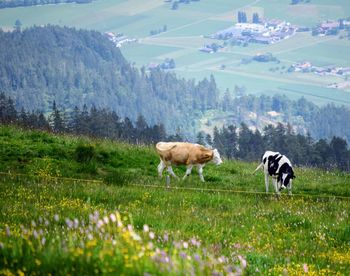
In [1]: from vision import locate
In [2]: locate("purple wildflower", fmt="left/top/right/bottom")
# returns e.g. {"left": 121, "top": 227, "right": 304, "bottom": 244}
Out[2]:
{"left": 163, "top": 233, "right": 169, "bottom": 242}
{"left": 97, "top": 219, "right": 104, "bottom": 229}
{"left": 110, "top": 214, "right": 116, "bottom": 223}
{"left": 194, "top": 254, "right": 201, "bottom": 262}
{"left": 179, "top": 251, "right": 187, "bottom": 259}
{"left": 65, "top": 218, "right": 73, "bottom": 229}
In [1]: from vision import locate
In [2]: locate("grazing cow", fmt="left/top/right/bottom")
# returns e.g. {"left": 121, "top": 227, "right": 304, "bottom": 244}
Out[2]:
{"left": 254, "top": 151, "right": 295, "bottom": 195}
{"left": 156, "top": 142, "right": 223, "bottom": 182}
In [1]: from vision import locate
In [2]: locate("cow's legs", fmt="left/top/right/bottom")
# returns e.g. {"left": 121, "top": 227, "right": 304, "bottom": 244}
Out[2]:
{"left": 157, "top": 160, "right": 166, "bottom": 177}
{"left": 183, "top": 164, "right": 193, "bottom": 180}
{"left": 264, "top": 173, "right": 269, "bottom": 193}
{"left": 288, "top": 180, "right": 292, "bottom": 195}
{"left": 167, "top": 166, "right": 178, "bottom": 178}
{"left": 272, "top": 178, "right": 280, "bottom": 195}
{"left": 197, "top": 164, "right": 205, "bottom": 182}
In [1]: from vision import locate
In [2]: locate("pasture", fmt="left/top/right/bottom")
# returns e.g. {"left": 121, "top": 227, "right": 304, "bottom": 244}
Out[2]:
{"left": 1, "top": 0, "right": 350, "bottom": 105}
{"left": 0, "top": 126, "right": 350, "bottom": 274}
{"left": 258, "top": 0, "right": 350, "bottom": 26}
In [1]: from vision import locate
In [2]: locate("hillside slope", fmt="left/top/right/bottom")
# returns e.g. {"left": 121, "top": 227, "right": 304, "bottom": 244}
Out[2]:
{"left": 1, "top": 125, "right": 349, "bottom": 196}
{"left": 0, "top": 125, "right": 350, "bottom": 275}
{"left": 0, "top": 25, "right": 219, "bottom": 134}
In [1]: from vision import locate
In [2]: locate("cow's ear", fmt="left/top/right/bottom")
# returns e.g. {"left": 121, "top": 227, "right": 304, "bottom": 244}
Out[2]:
{"left": 200, "top": 153, "right": 211, "bottom": 160}
{"left": 204, "top": 152, "right": 211, "bottom": 158}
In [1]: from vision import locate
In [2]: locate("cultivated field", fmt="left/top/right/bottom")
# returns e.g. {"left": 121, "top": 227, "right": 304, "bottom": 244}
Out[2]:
{"left": 0, "top": 126, "right": 350, "bottom": 274}
{"left": 1, "top": 0, "right": 350, "bottom": 105}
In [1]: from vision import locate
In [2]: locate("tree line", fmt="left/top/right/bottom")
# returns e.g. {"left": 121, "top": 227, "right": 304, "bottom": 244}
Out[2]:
{"left": 2, "top": 92, "right": 349, "bottom": 171}
{"left": 198, "top": 122, "right": 350, "bottom": 171}
{"left": 0, "top": 92, "right": 172, "bottom": 144}
{"left": 219, "top": 92, "right": 350, "bottom": 143}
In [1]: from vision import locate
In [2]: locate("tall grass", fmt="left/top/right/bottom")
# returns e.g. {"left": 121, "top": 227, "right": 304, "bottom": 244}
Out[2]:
{"left": 0, "top": 126, "right": 349, "bottom": 274}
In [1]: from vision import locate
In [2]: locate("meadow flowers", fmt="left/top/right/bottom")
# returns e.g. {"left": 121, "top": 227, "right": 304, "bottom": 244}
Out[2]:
{"left": 0, "top": 210, "right": 247, "bottom": 275}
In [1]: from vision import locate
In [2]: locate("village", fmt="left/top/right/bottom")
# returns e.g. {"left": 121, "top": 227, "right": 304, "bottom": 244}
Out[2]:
{"left": 288, "top": 61, "right": 350, "bottom": 90}
{"left": 200, "top": 12, "right": 350, "bottom": 53}
{"left": 199, "top": 14, "right": 297, "bottom": 53}
{"left": 289, "top": 61, "right": 350, "bottom": 76}
{"left": 214, "top": 19, "right": 296, "bottom": 44}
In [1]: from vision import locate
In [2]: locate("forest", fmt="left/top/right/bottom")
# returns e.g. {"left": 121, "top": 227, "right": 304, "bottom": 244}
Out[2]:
{"left": 207, "top": 123, "right": 349, "bottom": 171}
{"left": 219, "top": 92, "right": 350, "bottom": 142}
{"left": 1, "top": 92, "right": 349, "bottom": 171}
{"left": 1, "top": 25, "right": 350, "bottom": 143}
{"left": 0, "top": 25, "right": 219, "bottom": 135}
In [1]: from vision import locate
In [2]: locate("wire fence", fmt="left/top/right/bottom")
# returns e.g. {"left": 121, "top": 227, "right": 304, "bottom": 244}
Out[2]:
{"left": 1, "top": 171, "right": 349, "bottom": 201}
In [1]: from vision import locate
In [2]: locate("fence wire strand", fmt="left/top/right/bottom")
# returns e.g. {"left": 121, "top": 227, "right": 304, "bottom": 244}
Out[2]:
{"left": 1, "top": 171, "right": 349, "bottom": 201}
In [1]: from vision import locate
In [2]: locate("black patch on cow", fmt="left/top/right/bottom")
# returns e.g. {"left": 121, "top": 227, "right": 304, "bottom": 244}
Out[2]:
{"left": 268, "top": 154, "right": 282, "bottom": 176}
{"left": 263, "top": 157, "right": 267, "bottom": 164}
{"left": 272, "top": 154, "right": 279, "bottom": 160}
{"left": 275, "top": 155, "right": 283, "bottom": 163}
{"left": 277, "top": 163, "right": 295, "bottom": 190}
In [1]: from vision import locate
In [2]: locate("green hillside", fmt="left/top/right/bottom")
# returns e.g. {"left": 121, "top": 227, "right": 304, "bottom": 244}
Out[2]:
{"left": 0, "top": 25, "right": 219, "bottom": 135}
{"left": 1, "top": 125, "right": 349, "bottom": 195}
{"left": 1, "top": 0, "right": 349, "bottom": 104}
{"left": 1, "top": 125, "right": 350, "bottom": 274}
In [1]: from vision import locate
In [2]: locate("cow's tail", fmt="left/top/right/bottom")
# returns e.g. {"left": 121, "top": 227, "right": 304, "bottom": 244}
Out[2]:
{"left": 253, "top": 162, "right": 263, "bottom": 174}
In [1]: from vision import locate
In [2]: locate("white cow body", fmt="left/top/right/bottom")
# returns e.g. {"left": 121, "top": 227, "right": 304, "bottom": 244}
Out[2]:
{"left": 254, "top": 151, "right": 295, "bottom": 195}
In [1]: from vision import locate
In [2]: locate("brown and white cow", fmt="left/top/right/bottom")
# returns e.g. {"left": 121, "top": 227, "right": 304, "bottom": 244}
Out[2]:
{"left": 156, "top": 142, "right": 223, "bottom": 182}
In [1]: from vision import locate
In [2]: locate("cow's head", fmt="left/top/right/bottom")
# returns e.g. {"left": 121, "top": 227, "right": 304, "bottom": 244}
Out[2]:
{"left": 212, "top": 149, "right": 223, "bottom": 165}
{"left": 278, "top": 165, "right": 295, "bottom": 190}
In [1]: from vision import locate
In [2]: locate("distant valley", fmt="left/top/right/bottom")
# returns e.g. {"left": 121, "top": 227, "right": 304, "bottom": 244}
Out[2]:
{"left": 0, "top": 0, "right": 350, "bottom": 141}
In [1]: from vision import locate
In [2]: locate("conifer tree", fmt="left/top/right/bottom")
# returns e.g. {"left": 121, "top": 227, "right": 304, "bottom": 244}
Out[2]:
{"left": 196, "top": 131, "right": 205, "bottom": 145}
{"left": 50, "top": 101, "right": 65, "bottom": 133}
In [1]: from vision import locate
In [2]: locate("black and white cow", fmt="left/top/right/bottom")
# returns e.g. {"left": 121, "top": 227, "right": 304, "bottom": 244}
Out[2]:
{"left": 254, "top": 151, "right": 295, "bottom": 195}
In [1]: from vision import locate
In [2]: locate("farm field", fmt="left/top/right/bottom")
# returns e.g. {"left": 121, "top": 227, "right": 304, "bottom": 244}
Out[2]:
{"left": 0, "top": 126, "right": 350, "bottom": 274}
{"left": 128, "top": 31, "right": 350, "bottom": 105}
{"left": 1, "top": 0, "right": 350, "bottom": 105}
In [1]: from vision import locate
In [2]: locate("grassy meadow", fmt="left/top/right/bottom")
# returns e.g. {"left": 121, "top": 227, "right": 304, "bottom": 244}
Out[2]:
{"left": 0, "top": 125, "right": 350, "bottom": 275}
